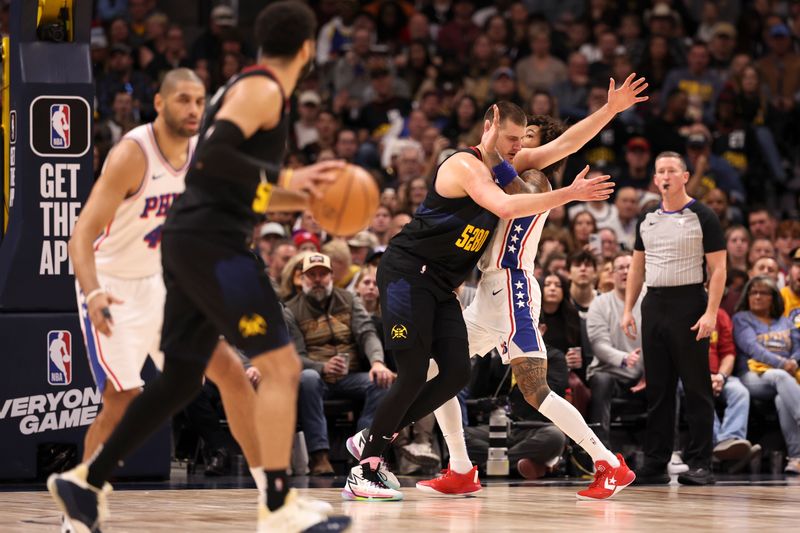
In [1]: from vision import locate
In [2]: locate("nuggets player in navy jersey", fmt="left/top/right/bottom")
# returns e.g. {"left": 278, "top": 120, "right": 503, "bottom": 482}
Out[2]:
{"left": 417, "top": 116, "right": 635, "bottom": 500}
{"left": 49, "top": 4, "right": 351, "bottom": 532}
{"left": 345, "top": 75, "right": 648, "bottom": 501}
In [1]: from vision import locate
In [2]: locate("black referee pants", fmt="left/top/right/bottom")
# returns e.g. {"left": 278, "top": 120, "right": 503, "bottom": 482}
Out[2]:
{"left": 641, "top": 284, "right": 714, "bottom": 471}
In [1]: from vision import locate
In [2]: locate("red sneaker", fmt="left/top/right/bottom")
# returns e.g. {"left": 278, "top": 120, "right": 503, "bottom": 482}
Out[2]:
{"left": 576, "top": 454, "right": 636, "bottom": 500}
{"left": 416, "top": 465, "right": 482, "bottom": 496}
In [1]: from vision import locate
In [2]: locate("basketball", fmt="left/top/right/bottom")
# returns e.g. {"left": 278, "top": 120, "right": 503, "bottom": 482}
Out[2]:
{"left": 311, "top": 164, "right": 379, "bottom": 236}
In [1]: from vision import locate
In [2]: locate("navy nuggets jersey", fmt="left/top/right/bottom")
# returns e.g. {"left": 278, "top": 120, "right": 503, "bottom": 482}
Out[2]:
{"left": 165, "top": 66, "right": 289, "bottom": 237}
{"left": 387, "top": 148, "right": 498, "bottom": 290}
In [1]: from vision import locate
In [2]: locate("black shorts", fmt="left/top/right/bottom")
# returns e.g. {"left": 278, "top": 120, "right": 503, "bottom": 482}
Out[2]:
{"left": 377, "top": 257, "right": 466, "bottom": 352}
{"left": 160, "top": 231, "right": 290, "bottom": 363}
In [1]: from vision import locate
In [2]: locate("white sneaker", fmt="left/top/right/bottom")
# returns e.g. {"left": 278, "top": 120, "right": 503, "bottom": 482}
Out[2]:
{"left": 785, "top": 457, "right": 800, "bottom": 475}
{"left": 47, "top": 464, "right": 112, "bottom": 533}
{"left": 258, "top": 489, "right": 350, "bottom": 532}
{"left": 345, "top": 429, "right": 400, "bottom": 490}
{"left": 60, "top": 514, "right": 75, "bottom": 533}
{"left": 399, "top": 442, "right": 441, "bottom": 468}
{"left": 342, "top": 464, "right": 403, "bottom": 501}
{"left": 667, "top": 452, "right": 689, "bottom": 475}
{"left": 258, "top": 489, "right": 333, "bottom": 516}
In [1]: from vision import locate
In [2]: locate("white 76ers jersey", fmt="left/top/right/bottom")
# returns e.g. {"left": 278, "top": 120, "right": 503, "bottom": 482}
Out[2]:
{"left": 93, "top": 123, "right": 197, "bottom": 278}
{"left": 477, "top": 210, "right": 550, "bottom": 274}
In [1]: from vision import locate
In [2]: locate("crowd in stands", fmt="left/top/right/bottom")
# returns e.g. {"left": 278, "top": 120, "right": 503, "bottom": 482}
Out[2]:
{"left": 82, "top": 0, "right": 800, "bottom": 478}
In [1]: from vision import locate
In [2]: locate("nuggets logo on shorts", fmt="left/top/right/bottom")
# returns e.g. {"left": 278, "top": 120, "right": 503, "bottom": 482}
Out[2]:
{"left": 390, "top": 324, "right": 408, "bottom": 340}
{"left": 239, "top": 314, "right": 267, "bottom": 337}
{"left": 47, "top": 330, "right": 72, "bottom": 386}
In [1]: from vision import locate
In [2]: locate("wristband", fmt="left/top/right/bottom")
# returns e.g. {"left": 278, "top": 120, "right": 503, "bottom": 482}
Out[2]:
{"left": 492, "top": 160, "right": 517, "bottom": 187}
{"left": 85, "top": 288, "right": 105, "bottom": 306}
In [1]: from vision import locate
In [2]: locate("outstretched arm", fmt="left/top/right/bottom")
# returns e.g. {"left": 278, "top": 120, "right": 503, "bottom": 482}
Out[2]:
{"left": 455, "top": 156, "right": 612, "bottom": 219}
{"left": 514, "top": 74, "right": 648, "bottom": 173}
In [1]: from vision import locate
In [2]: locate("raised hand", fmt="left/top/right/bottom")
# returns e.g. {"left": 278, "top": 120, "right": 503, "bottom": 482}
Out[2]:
{"left": 607, "top": 73, "right": 648, "bottom": 114}
{"left": 481, "top": 104, "right": 501, "bottom": 153}
{"left": 567, "top": 165, "right": 615, "bottom": 202}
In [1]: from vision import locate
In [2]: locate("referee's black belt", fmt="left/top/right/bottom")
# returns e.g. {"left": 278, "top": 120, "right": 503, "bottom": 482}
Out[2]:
{"left": 646, "top": 283, "right": 705, "bottom": 297}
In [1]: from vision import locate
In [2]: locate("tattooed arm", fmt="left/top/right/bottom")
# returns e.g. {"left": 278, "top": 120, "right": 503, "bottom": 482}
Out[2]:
{"left": 510, "top": 357, "right": 551, "bottom": 409}
{"left": 504, "top": 168, "right": 551, "bottom": 196}
{"left": 503, "top": 177, "right": 534, "bottom": 195}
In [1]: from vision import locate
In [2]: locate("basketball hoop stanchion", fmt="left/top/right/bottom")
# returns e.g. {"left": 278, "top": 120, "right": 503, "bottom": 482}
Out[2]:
{"left": 2, "top": 35, "right": 9, "bottom": 235}
{"left": 0, "top": 1, "right": 170, "bottom": 481}
{"left": 0, "top": 0, "right": 91, "bottom": 309}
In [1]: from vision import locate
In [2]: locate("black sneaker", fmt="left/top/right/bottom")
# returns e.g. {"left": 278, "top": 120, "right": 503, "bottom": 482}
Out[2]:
{"left": 632, "top": 470, "right": 670, "bottom": 485}
{"left": 47, "top": 464, "right": 111, "bottom": 533}
{"left": 204, "top": 448, "right": 230, "bottom": 476}
{"left": 677, "top": 467, "right": 715, "bottom": 485}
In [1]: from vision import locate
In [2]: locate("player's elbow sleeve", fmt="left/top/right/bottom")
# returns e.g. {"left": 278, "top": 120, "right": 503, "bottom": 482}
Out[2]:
{"left": 193, "top": 119, "right": 280, "bottom": 184}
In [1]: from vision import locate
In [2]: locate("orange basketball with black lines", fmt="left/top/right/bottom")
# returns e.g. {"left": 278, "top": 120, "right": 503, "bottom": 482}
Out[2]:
{"left": 311, "top": 164, "right": 379, "bottom": 236}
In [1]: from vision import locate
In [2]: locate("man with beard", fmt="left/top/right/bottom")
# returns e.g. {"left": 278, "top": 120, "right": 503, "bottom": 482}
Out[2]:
{"left": 286, "top": 253, "right": 394, "bottom": 475}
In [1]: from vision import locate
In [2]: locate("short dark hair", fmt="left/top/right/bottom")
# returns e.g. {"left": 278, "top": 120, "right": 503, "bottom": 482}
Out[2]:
{"left": 527, "top": 114, "right": 568, "bottom": 180}
{"left": 255, "top": 1, "right": 317, "bottom": 59}
{"left": 483, "top": 101, "right": 526, "bottom": 127}
{"left": 568, "top": 249, "right": 598, "bottom": 270}
{"left": 542, "top": 251, "right": 567, "bottom": 274}
{"left": 159, "top": 67, "right": 204, "bottom": 96}
{"left": 747, "top": 204, "right": 773, "bottom": 219}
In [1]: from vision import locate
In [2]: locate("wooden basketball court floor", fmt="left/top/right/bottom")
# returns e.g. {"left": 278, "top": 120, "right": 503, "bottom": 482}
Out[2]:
{"left": 2, "top": 475, "right": 798, "bottom": 532}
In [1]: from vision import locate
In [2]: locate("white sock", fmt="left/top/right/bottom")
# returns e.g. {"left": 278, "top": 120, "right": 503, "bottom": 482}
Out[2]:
{"left": 538, "top": 392, "right": 619, "bottom": 468}
{"left": 435, "top": 397, "right": 472, "bottom": 474}
{"left": 250, "top": 466, "right": 266, "bottom": 492}
{"left": 429, "top": 359, "right": 472, "bottom": 474}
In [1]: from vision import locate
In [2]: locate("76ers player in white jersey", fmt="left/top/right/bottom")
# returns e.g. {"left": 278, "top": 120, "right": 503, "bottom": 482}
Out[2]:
{"left": 68, "top": 70, "right": 266, "bottom": 501}
{"left": 418, "top": 115, "right": 637, "bottom": 501}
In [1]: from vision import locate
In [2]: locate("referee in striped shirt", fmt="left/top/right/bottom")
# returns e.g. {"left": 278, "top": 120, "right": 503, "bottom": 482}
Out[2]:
{"left": 621, "top": 151, "right": 726, "bottom": 486}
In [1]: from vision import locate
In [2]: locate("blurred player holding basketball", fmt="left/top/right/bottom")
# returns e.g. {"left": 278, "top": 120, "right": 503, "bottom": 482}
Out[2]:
{"left": 49, "top": 3, "right": 350, "bottom": 532}
{"left": 66, "top": 67, "right": 279, "bottom": 527}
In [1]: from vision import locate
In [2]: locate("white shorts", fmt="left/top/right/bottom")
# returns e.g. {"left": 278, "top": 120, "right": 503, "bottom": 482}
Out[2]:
{"left": 76, "top": 272, "right": 165, "bottom": 393}
{"left": 463, "top": 270, "right": 547, "bottom": 364}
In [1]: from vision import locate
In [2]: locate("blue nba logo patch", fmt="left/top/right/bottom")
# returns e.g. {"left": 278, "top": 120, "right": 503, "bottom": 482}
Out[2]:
{"left": 47, "top": 330, "right": 72, "bottom": 385}
{"left": 50, "top": 104, "right": 71, "bottom": 149}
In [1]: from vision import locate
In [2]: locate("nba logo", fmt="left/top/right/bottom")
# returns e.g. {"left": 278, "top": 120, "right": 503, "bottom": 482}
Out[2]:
{"left": 47, "top": 330, "right": 72, "bottom": 386}
{"left": 50, "top": 104, "right": 71, "bottom": 149}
